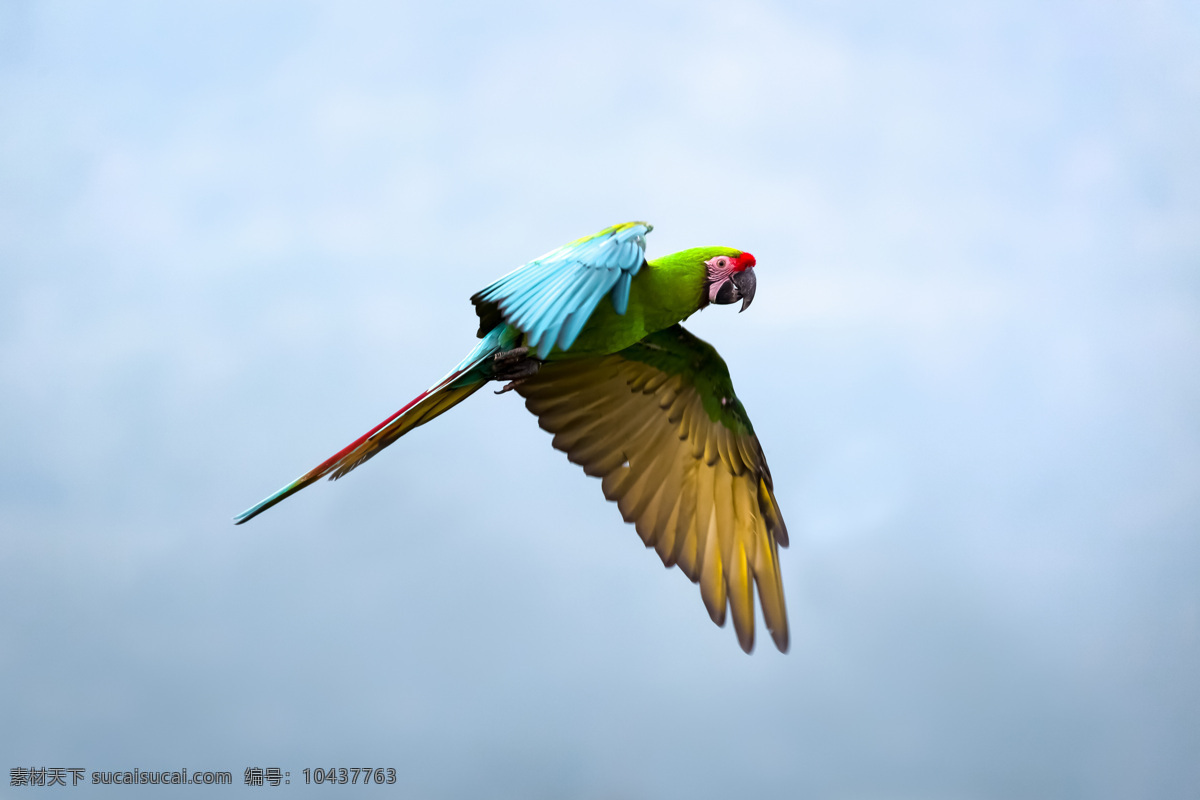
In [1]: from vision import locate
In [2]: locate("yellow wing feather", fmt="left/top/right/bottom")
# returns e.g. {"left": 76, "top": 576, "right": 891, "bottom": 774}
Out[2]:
{"left": 518, "top": 352, "right": 789, "bottom": 653}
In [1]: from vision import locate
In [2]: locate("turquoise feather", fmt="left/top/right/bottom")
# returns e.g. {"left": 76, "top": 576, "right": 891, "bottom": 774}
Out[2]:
{"left": 473, "top": 222, "right": 651, "bottom": 357}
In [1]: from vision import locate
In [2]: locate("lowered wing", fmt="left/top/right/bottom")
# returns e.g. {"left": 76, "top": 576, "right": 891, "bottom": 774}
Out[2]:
{"left": 517, "top": 324, "right": 789, "bottom": 653}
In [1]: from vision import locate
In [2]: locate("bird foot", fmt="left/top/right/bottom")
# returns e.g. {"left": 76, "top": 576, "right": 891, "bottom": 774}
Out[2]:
{"left": 492, "top": 347, "right": 539, "bottom": 394}
{"left": 493, "top": 345, "right": 530, "bottom": 365}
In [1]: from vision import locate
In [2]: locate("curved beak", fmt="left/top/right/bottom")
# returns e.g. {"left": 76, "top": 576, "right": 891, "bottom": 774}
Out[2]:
{"left": 712, "top": 267, "right": 758, "bottom": 312}
{"left": 732, "top": 268, "right": 756, "bottom": 312}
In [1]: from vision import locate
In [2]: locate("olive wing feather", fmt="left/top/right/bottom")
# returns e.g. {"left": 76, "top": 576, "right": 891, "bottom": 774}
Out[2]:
{"left": 516, "top": 324, "right": 789, "bottom": 653}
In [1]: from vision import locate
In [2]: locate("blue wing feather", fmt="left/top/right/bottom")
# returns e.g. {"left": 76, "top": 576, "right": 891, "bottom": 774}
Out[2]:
{"left": 507, "top": 266, "right": 575, "bottom": 323}
{"left": 471, "top": 222, "right": 652, "bottom": 358}
{"left": 546, "top": 267, "right": 610, "bottom": 355}
{"left": 610, "top": 271, "right": 632, "bottom": 316}
{"left": 555, "top": 269, "right": 610, "bottom": 351}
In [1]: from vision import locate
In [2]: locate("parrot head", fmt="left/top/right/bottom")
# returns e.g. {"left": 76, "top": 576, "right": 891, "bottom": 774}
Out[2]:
{"left": 705, "top": 251, "right": 757, "bottom": 312}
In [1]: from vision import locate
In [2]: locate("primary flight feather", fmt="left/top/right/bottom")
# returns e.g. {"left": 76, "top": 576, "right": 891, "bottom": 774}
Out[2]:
{"left": 236, "top": 222, "right": 789, "bottom": 653}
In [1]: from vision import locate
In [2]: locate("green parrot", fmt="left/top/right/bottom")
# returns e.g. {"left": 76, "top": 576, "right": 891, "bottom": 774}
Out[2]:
{"left": 236, "top": 222, "right": 789, "bottom": 653}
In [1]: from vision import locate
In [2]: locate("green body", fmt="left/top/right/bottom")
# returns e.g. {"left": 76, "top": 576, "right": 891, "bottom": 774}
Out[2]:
{"left": 620, "top": 324, "right": 755, "bottom": 435}
{"left": 544, "top": 246, "right": 741, "bottom": 359}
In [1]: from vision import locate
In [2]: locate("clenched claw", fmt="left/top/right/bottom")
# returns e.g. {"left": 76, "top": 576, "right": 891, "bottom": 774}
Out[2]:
{"left": 493, "top": 346, "right": 530, "bottom": 365}
{"left": 491, "top": 346, "right": 540, "bottom": 393}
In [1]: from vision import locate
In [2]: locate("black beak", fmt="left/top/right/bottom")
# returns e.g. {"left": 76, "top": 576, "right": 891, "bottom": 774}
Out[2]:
{"left": 713, "top": 279, "right": 740, "bottom": 306}
{"left": 732, "top": 268, "right": 756, "bottom": 312}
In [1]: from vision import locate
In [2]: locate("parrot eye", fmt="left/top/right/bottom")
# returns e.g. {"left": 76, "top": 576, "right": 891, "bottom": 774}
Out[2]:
{"left": 716, "top": 258, "right": 728, "bottom": 268}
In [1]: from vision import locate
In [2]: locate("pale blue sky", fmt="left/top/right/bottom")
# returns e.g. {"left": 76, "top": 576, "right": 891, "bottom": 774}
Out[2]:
{"left": 2, "top": 2, "right": 1198, "bottom": 797}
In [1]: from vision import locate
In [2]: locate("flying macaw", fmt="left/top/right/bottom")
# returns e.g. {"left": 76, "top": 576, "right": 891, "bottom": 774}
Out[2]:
{"left": 236, "top": 222, "right": 789, "bottom": 653}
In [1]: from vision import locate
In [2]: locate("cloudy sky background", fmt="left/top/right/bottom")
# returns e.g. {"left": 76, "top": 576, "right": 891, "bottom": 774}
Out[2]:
{"left": 2, "top": 1, "right": 1198, "bottom": 797}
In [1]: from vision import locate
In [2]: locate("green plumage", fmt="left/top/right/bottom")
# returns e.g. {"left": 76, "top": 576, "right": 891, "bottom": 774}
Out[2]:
{"left": 236, "top": 223, "right": 787, "bottom": 653}
{"left": 545, "top": 246, "right": 742, "bottom": 358}
{"left": 619, "top": 324, "right": 755, "bottom": 436}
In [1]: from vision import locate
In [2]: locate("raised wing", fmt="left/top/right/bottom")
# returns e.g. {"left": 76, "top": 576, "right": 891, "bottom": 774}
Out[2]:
{"left": 471, "top": 221, "right": 652, "bottom": 359}
{"left": 517, "top": 324, "right": 789, "bottom": 653}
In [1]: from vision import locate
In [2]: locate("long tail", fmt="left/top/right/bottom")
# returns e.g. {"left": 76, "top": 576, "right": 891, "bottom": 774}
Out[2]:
{"left": 235, "top": 325, "right": 519, "bottom": 524}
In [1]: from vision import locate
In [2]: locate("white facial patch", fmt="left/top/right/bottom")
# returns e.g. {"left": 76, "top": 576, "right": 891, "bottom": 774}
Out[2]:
{"left": 705, "top": 255, "right": 739, "bottom": 303}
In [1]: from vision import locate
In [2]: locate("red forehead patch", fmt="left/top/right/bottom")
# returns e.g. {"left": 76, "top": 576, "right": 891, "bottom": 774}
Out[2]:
{"left": 734, "top": 252, "right": 756, "bottom": 272}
